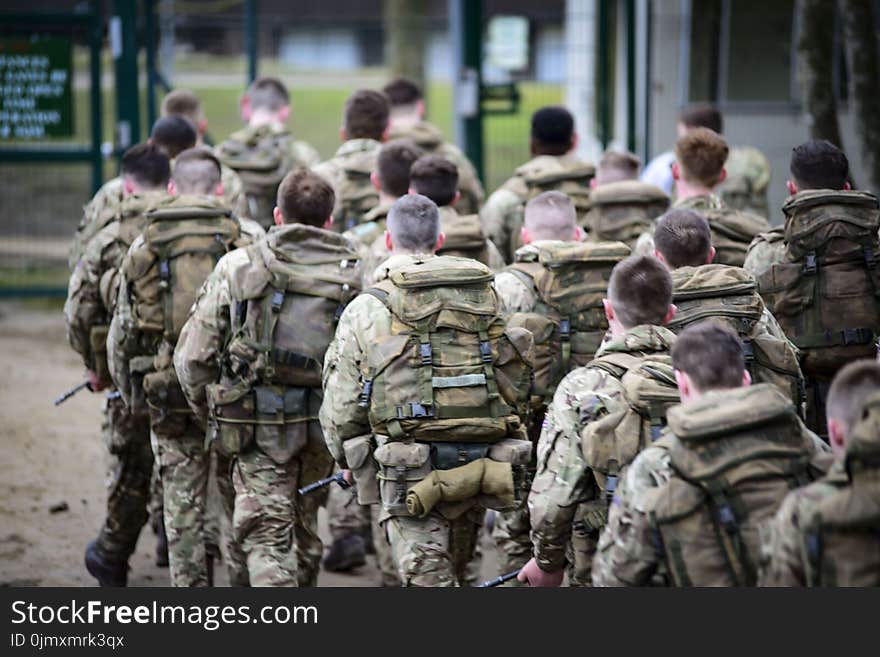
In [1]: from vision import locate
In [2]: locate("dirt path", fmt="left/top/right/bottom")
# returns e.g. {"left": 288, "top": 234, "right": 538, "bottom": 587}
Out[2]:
{"left": 0, "top": 302, "right": 497, "bottom": 587}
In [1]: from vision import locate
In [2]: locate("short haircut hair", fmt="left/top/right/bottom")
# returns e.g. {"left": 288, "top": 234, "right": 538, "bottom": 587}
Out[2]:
{"left": 387, "top": 194, "right": 440, "bottom": 252}
{"left": 596, "top": 150, "right": 641, "bottom": 184}
{"left": 121, "top": 143, "right": 171, "bottom": 190}
{"left": 409, "top": 155, "right": 459, "bottom": 207}
{"left": 531, "top": 106, "right": 575, "bottom": 156}
{"left": 276, "top": 169, "right": 335, "bottom": 227}
{"left": 607, "top": 255, "right": 673, "bottom": 329}
{"left": 524, "top": 191, "right": 576, "bottom": 241}
{"left": 675, "top": 127, "right": 729, "bottom": 187}
{"left": 247, "top": 76, "right": 289, "bottom": 112}
{"left": 827, "top": 360, "right": 880, "bottom": 437}
{"left": 377, "top": 139, "right": 423, "bottom": 197}
{"left": 679, "top": 103, "right": 723, "bottom": 134}
{"left": 172, "top": 147, "right": 222, "bottom": 195}
{"left": 672, "top": 323, "right": 746, "bottom": 392}
{"left": 344, "top": 89, "right": 390, "bottom": 141}
{"left": 150, "top": 116, "right": 198, "bottom": 159}
{"left": 161, "top": 89, "right": 202, "bottom": 124}
{"left": 383, "top": 77, "right": 423, "bottom": 107}
{"left": 654, "top": 209, "right": 713, "bottom": 268}
{"left": 790, "top": 140, "right": 850, "bottom": 190}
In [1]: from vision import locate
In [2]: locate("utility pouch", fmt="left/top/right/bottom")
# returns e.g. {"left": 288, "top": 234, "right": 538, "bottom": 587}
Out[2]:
{"left": 374, "top": 441, "right": 432, "bottom": 516}
{"left": 342, "top": 434, "right": 379, "bottom": 504}
{"left": 89, "top": 325, "right": 111, "bottom": 387}
{"left": 206, "top": 381, "right": 256, "bottom": 457}
{"left": 143, "top": 367, "right": 189, "bottom": 436}
{"left": 254, "top": 385, "right": 312, "bottom": 465}
{"left": 128, "top": 355, "right": 156, "bottom": 418}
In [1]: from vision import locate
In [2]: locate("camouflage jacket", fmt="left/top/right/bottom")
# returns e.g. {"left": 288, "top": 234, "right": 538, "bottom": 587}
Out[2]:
{"left": 107, "top": 195, "right": 263, "bottom": 407}
{"left": 480, "top": 153, "right": 591, "bottom": 264}
{"left": 743, "top": 227, "right": 785, "bottom": 279}
{"left": 63, "top": 191, "right": 171, "bottom": 370}
{"left": 592, "top": 386, "right": 830, "bottom": 587}
{"left": 527, "top": 324, "right": 677, "bottom": 572}
{"left": 493, "top": 241, "right": 569, "bottom": 316}
{"left": 717, "top": 146, "right": 772, "bottom": 220}
{"left": 312, "top": 138, "right": 381, "bottom": 229}
{"left": 388, "top": 121, "right": 485, "bottom": 214}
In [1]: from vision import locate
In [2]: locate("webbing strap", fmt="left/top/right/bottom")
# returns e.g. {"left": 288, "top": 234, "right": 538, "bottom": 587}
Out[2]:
{"left": 432, "top": 373, "right": 487, "bottom": 389}
{"left": 803, "top": 524, "right": 823, "bottom": 587}
{"left": 260, "top": 273, "right": 288, "bottom": 382}
{"left": 157, "top": 249, "right": 175, "bottom": 340}
{"left": 559, "top": 317, "right": 572, "bottom": 373}
{"left": 705, "top": 482, "right": 754, "bottom": 586}
{"left": 479, "top": 329, "right": 503, "bottom": 419}
{"left": 793, "top": 327, "right": 876, "bottom": 349}
{"left": 418, "top": 331, "right": 434, "bottom": 411}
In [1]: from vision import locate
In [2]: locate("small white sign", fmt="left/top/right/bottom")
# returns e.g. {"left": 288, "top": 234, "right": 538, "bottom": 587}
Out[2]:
{"left": 486, "top": 15, "right": 529, "bottom": 72}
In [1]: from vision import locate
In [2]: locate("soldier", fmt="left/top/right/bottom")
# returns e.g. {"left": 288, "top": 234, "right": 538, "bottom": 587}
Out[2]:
{"left": 174, "top": 169, "right": 360, "bottom": 587}
{"left": 641, "top": 103, "right": 772, "bottom": 219}
{"left": 592, "top": 323, "right": 830, "bottom": 586}
{"left": 653, "top": 208, "right": 805, "bottom": 412}
{"left": 217, "top": 77, "right": 320, "bottom": 229}
{"left": 662, "top": 128, "right": 769, "bottom": 267}
{"left": 583, "top": 150, "right": 669, "bottom": 251}
{"left": 517, "top": 255, "right": 679, "bottom": 587}
{"left": 313, "top": 89, "right": 391, "bottom": 233}
{"left": 383, "top": 77, "right": 485, "bottom": 214}
{"left": 161, "top": 89, "right": 248, "bottom": 218}
{"left": 761, "top": 360, "right": 880, "bottom": 586}
{"left": 64, "top": 143, "right": 172, "bottom": 586}
{"left": 480, "top": 106, "right": 595, "bottom": 263}
{"left": 107, "top": 149, "right": 261, "bottom": 587}
{"left": 754, "top": 140, "right": 880, "bottom": 438}
{"left": 321, "top": 194, "right": 534, "bottom": 586}
{"left": 367, "top": 155, "right": 505, "bottom": 282}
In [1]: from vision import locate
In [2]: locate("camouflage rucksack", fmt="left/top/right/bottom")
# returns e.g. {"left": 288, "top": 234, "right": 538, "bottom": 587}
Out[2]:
{"left": 358, "top": 256, "right": 534, "bottom": 444}
{"left": 667, "top": 264, "right": 804, "bottom": 411}
{"left": 523, "top": 163, "right": 595, "bottom": 218}
{"left": 332, "top": 149, "right": 379, "bottom": 232}
{"left": 717, "top": 146, "right": 772, "bottom": 219}
{"left": 801, "top": 391, "right": 880, "bottom": 586}
{"left": 506, "top": 241, "right": 631, "bottom": 408}
{"left": 436, "top": 212, "right": 494, "bottom": 266}
{"left": 757, "top": 190, "right": 880, "bottom": 377}
{"left": 217, "top": 125, "right": 297, "bottom": 229}
{"left": 207, "top": 225, "right": 362, "bottom": 463}
{"left": 651, "top": 384, "right": 819, "bottom": 586}
{"left": 680, "top": 195, "right": 769, "bottom": 267}
{"left": 580, "top": 350, "right": 680, "bottom": 505}
{"left": 582, "top": 181, "right": 669, "bottom": 248}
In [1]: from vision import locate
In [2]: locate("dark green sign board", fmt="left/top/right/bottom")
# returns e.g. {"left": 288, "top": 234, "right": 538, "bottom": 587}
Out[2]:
{"left": 0, "top": 37, "right": 73, "bottom": 139}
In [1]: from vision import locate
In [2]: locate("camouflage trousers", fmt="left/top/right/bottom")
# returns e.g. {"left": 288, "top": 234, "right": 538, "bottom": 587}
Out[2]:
{"left": 328, "top": 482, "right": 400, "bottom": 586}
{"left": 383, "top": 506, "right": 484, "bottom": 587}
{"left": 96, "top": 394, "right": 152, "bottom": 563}
{"left": 153, "top": 415, "right": 246, "bottom": 587}
{"left": 231, "top": 443, "right": 332, "bottom": 587}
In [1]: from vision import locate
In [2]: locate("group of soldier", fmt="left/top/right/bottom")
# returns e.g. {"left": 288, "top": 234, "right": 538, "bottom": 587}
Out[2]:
{"left": 62, "top": 74, "right": 880, "bottom": 588}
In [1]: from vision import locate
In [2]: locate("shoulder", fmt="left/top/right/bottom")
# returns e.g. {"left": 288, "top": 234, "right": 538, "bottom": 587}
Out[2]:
{"left": 494, "top": 269, "right": 536, "bottom": 314}
{"left": 236, "top": 217, "right": 266, "bottom": 243}
{"left": 553, "top": 363, "right": 624, "bottom": 412}
{"left": 620, "top": 444, "right": 675, "bottom": 510}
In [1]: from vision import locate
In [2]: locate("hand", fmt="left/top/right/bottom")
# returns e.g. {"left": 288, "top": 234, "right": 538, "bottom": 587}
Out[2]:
{"left": 85, "top": 369, "right": 106, "bottom": 392}
{"left": 517, "top": 557, "right": 564, "bottom": 587}
{"left": 341, "top": 469, "right": 353, "bottom": 485}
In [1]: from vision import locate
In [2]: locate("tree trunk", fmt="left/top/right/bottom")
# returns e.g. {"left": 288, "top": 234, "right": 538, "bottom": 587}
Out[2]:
{"left": 841, "top": 0, "right": 880, "bottom": 192}
{"left": 384, "top": 0, "right": 427, "bottom": 90}
{"left": 797, "top": 0, "right": 843, "bottom": 147}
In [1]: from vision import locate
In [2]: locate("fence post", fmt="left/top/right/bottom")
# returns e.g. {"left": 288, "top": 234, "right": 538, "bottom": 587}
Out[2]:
{"left": 112, "top": 0, "right": 140, "bottom": 152}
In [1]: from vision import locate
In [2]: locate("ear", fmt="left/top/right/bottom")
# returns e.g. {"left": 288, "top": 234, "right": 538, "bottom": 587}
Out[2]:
{"left": 381, "top": 123, "right": 391, "bottom": 142}
{"left": 371, "top": 171, "right": 382, "bottom": 192}
{"left": 674, "top": 369, "right": 691, "bottom": 397}
{"left": 240, "top": 95, "right": 251, "bottom": 121}
{"left": 707, "top": 246, "right": 716, "bottom": 264}
{"left": 741, "top": 369, "right": 752, "bottom": 387}
{"left": 198, "top": 118, "right": 208, "bottom": 136}
{"left": 323, "top": 215, "right": 334, "bottom": 230}
{"left": 167, "top": 180, "right": 177, "bottom": 196}
{"left": 590, "top": 177, "right": 598, "bottom": 189}
{"left": 653, "top": 249, "right": 669, "bottom": 268}
{"left": 273, "top": 206, "right": 284, "bottom": 226}
{"left": 214, "top": 182, "right": 224, "bottom": 197}
{"left": 520, "top": 226, "right": 532, "bottom": 245}
{"left": 407, "top": 186, "right": 417, "bottom": 196}
{"left": 662, "top": 304, "right": 677, "bottom": 325}
{"left": 671, "top": 162, "right": 681, "bottom": 181}
{"left": 416, "top": 99, "right": 426, "bottom": 119}
{"left": 384, "top": 230, "right": 394, "bottom": 252}
{"left": 786, "top": 180, "right": 798, "bottom": 196}
{"left": 843, "top": 181, "right": 852, "bottom": 190}
{"left": 340, "top": 126, "right": 347, "bottom": 142}
{"left": 123, "top": 177, "right": 137, "bottom": 195}
{"left": 570, "top": 132, "right": 579, "bottom": 153}
{"left": 573, "top": 225, "right": 584, "bottom": 241}
{"left": 603, "top": 298, "right": 614, "bottom": 323}
{"left": 434, "top": 231, "right": 446, "bottom": 252}
{"left": 828, "top": 418, "right": 847, "bottom": 453}
{"left": 717, "top": 167, "right": 727, "bottom": 184}
{"left": 278, "top": 105, "right": 291, "bottom": 123}
{"left": 451, "top": 190, "right": 461, "bottom": 207}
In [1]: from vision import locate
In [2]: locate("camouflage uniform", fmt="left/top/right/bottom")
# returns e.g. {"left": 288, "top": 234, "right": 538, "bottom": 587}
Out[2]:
{"left": 312, "top": 139, "right": 381, "bottom": 232}
{"left": 64, "top": 191, "right": 171, "bottom": 567}
{"left": 528, "top": 325, "right": 677, "bottom": 578}
{"left": 743, "top": 227, "right": 785, "bottom": 279}
{"left": 388, "top": 121, "right": 485, "bottom": 214}
{"left": 592, "top": 386, "right": 830, "bottom": 586}
{"left": 173, "top": 225, "right": 346, "bottom": 587}
{"left": 718, "top": 146, "right": 772, "bottom": 220}
{"left": 320, "top": 253, "right": 486, "bottom": 586}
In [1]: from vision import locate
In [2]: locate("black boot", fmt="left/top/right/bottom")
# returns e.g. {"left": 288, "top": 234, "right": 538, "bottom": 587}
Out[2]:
{"left": 155, "top": 516, "right": 169, "bottom": 568}
{"left": 322, "top": 533, "right": 367, "bottom": 572}
{"left": 85, "top": 540, "right": 128, "bottom": 587}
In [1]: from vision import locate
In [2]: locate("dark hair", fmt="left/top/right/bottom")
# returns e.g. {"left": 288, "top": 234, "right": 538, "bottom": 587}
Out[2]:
{"left": 608, "top": 255, "right": 673, "bottom": 329}
{"left": 247, "top": 77, "right": 289, "bottom": 112}
{"left": 387, "top": 194, "right": 440, "bottom": 252}
{"left": 150, "top": 116, "right": 198, "bottom": 159}
{"left": 790, "top": 140, "right": 850, "bottom": 190}
{"left": 172, "top": 147, "right": 222, "bottom": 195}
{"left": 672, "top": 323, "right": 746, "bottom": 392}
{"left": 161, "top": 89, "right": 202, "bottom": 123}
{"left": 409, "top": 155, "right": 459, "bottom": 207}
{"left": 121, "top": 143, "right": 171, "bottom": 189}
{"left": 531, "top": 106, "right": 575, "bottom": 156}
{"left": 827, "top": 360, "right": 880, "bottom": 436}
{"left": 674, "top": 127, "right": 729, "bottom": 187}
{"left": 276, "top": 169, "right": 335, "bottom": 227}
{"left": 383, "top": 77, "right": 423, "bottom": 107}
{"left": 679, "top": 103, "right": 723, "bottom": 134}
{"left": 377, "top": 139, "right": 423, "bottom": 197}
{"left": 654, "top": 209, "right": 713, "bottom": 268}
{"left": 344, "top": 89, "right": 390, "bottom": 141}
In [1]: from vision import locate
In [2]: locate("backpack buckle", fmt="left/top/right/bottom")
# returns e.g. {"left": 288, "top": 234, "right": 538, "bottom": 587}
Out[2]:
{"left": 717, "top": 504, "right": 738, "bottom": 533}
{"left": 271, "top": 290, "right": 284, "bottom": 313}
{"left": 864, "top": 247, "right": 877, "bottom": 270}
{"left": 358, "top": 379, "right": 373, "bottom": 408}
{"left": 741, "top": 339, "right": 755, "bottom": 363}
{"left": 419, "top": 342, "right": 433, "bottom": 366}
{"left": 479, "top": 340, "right": 493, "bottom": 364}
{"left": 158, "top": 260, "right": 170, "bottom": 281}
{"left": 559, "top": 318, "right": 571, "bottom": 340}
{"left": 803, "top": 253, "right": 818, "bottom": 275}
{"left": 604, "top": 474, "right": 618, "bottom": 502}
{"left": 842, "top": 327, "right": 872, "bottom": 345}
{"left": 408, "top": 402, "right": 431, "bottom": 418}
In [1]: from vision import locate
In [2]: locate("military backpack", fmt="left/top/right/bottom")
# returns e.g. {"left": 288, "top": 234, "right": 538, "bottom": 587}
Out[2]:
{"left": 757, "top": 190, "right": 880, "bottom": 377}
{"left": 651, "top": 384, "right": 820, "bottom": 586}
{"left": 506, "top": 241, "right": 631, "bottom": 408}
{"left": 436, "top": 212, "right": 494, "bottom": 266}
{"left": 332, "top": 150, "right": 379, "bottom": 232}
{"left": 582, "top": 180, "right": 669, "bottom": 248}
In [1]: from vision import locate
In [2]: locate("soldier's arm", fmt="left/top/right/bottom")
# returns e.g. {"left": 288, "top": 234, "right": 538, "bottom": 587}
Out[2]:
{"left": 106, "top": 268, "right": 135, "bottom": 404}
{"left": 319, "top": 295, "right": 385, "bottom": 467}
{"left": 758, "top": 491, "right": 809, "bottom": 587}
{"left": 485, "top": 239, "right": 506, "bottom": 272}
{"left": 479, "top": 189, "right": 521, "bottom": 263}
{"left": 593, "top": 446, "right": 672, "bottom": 586}
{"left": 493, "top": 271, "right": 536, "bottom": 317}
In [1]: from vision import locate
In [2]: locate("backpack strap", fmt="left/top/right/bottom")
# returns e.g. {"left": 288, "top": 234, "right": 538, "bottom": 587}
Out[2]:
{"left": 650, "top": 511, "right": 692, "bottom": 587}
